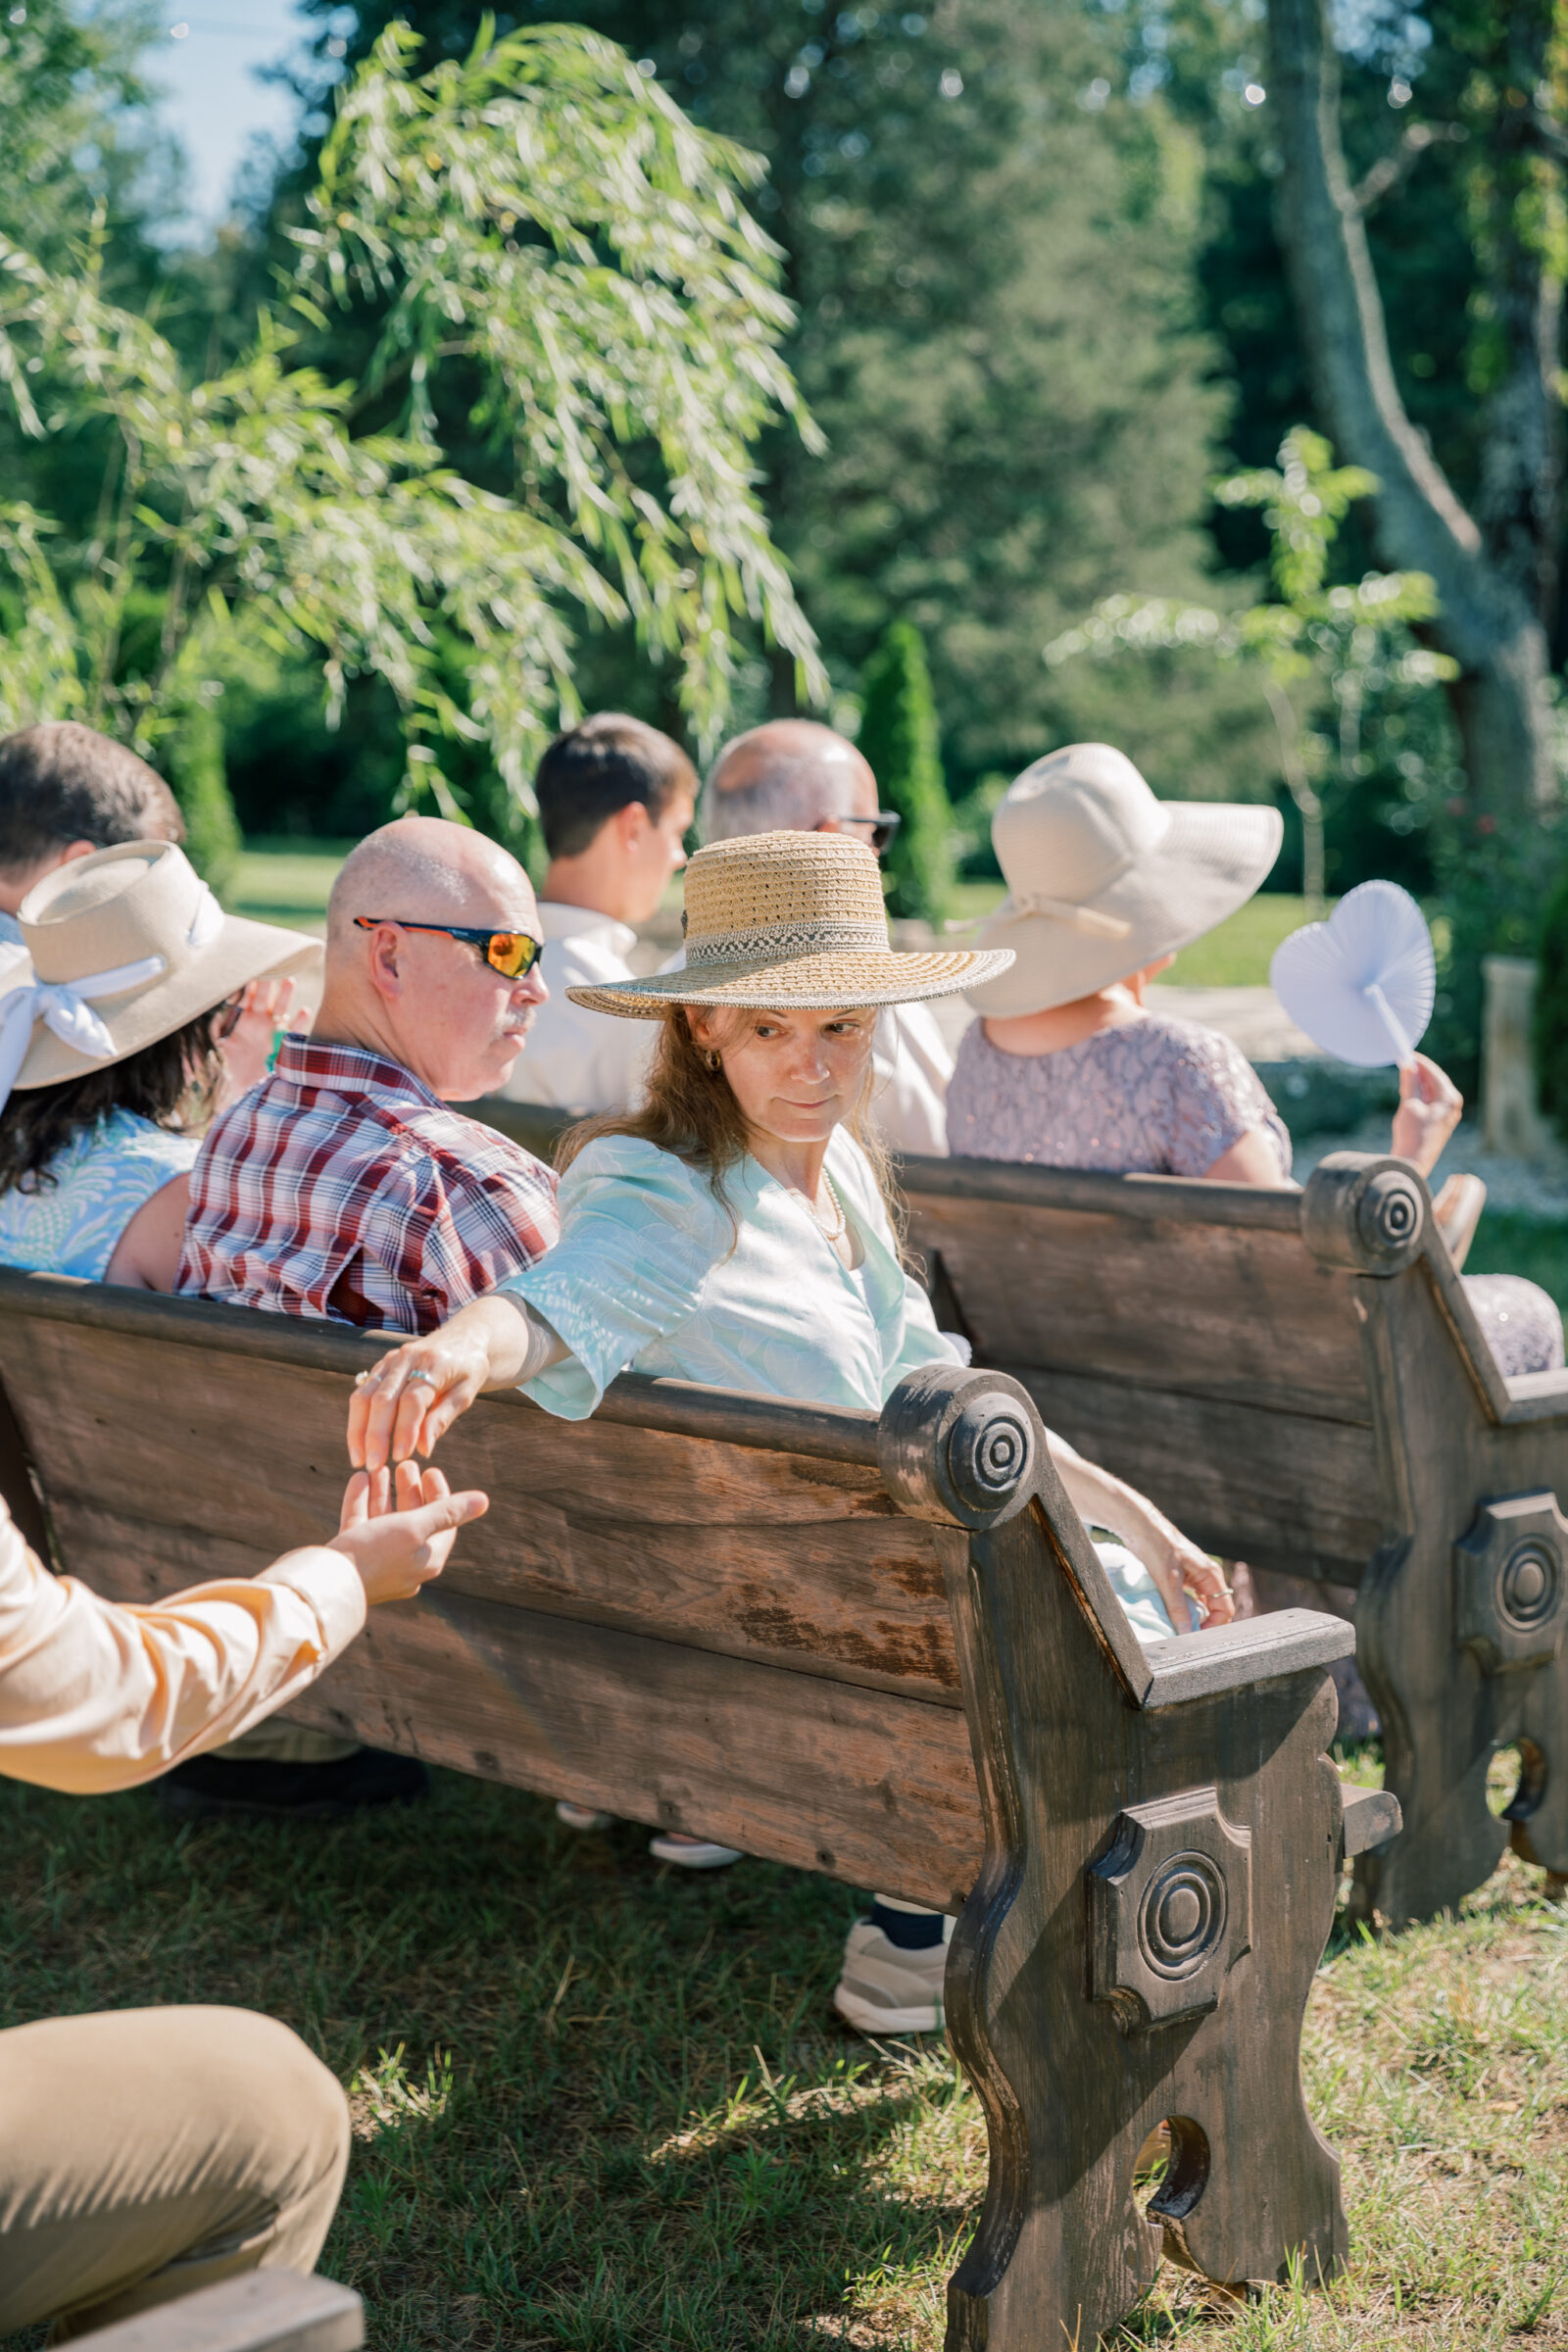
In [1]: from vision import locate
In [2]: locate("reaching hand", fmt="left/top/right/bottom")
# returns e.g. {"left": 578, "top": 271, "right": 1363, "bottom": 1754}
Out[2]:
{"left": 1391, "top": 1053, "right": 1463, "bottom": 1178}
{"left": 346, "top": 1327, "right": 493, "bottom": 1473}
{"left": 218, "top": 976, "right": 311, "bottom": 1103}
{"left": 330, "top": 1461, "right": 488, "bottom": 1606}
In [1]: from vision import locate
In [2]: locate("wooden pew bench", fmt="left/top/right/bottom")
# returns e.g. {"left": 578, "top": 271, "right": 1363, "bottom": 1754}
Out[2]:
{"left": 466, "top": 1099, "right": 1530, "bottom": 1928}
{"left": 889, "top": 1145, "right": 1568, "bottom": 1930}
{"left": 0, "top": 1270, "right": 1392, "bottom": 2349}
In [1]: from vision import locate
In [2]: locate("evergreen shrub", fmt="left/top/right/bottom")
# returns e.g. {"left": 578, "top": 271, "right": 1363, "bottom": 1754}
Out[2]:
{"left": 164, "top": 704, "right": 242, "bottom": 901}
{"left": 856, "top": 621, "right": 955, "bottom": 926}
{"left": 1534, "top": 854, "right": 1568, "bottom": 1142}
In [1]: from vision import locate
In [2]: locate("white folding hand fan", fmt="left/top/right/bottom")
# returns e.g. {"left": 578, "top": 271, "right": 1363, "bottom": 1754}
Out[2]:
{"left": 1268, "top": 879, "right": 1435, "bottom": 1068}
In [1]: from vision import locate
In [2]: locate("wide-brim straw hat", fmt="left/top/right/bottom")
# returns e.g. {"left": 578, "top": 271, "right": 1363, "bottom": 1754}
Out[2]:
{"left": 565, "top": 831, "right": 1013, "bottom": 1018}
{"left": 1, "top": 840, "right": 322, "bottom": 1097}
{"left": 963, "top": 743, "right": 1283, "bottom": 1017}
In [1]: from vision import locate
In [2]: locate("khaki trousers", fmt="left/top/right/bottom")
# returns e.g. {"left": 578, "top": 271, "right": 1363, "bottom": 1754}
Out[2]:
{"left": 0, "top": 2006, "right": 350, "bottom": 2338}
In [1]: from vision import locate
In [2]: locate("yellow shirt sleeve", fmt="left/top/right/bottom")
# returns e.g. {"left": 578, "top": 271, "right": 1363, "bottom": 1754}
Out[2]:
{"left": 0, "top": 1504, "right": 368, "bottom": 1794}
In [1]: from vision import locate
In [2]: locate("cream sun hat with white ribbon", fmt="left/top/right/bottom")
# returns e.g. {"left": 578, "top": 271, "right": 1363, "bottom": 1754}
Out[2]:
{"left": 0, "top": 840, "right": 322, "bottom": 1110}
{"left": 566, "top": 830, "right": 1012, "bottom": 1017}
{"left": 963, "top": 743, "right": 1283, "bottom": 1017}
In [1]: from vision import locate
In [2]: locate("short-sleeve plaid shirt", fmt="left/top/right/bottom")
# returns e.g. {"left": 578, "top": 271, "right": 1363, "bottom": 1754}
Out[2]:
{"left": 177, "top": 1036, "right": 560, "bottom": 1335}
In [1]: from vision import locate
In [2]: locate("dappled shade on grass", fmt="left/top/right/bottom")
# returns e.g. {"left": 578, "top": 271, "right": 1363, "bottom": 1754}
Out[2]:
{"left": 5, "top": 1749, "right": 1568, "bottom": 2348}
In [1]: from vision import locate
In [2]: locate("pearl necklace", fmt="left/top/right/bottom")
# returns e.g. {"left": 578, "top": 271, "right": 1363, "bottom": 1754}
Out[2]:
{"left": 800, "top": 1175, "right": 847, "bottom": 1247}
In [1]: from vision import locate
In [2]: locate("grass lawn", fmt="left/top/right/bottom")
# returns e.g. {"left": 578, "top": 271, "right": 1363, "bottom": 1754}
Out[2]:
{"left": 228, "top": 839, "right": 354, "bottom": 933}
{"left": 7, "top": 1750, "right": 1568, "bottom": 2349}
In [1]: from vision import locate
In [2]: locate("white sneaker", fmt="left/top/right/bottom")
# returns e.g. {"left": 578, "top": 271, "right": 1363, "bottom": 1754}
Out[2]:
{"left": 648, "top": 1831, "right": 742, "bottom": 1869}
{"left": 557, "top": 1800, "right": 615, "bottom": 1832}
{"left": 832, "top": 1917, "right": 952, "bottom": 2035}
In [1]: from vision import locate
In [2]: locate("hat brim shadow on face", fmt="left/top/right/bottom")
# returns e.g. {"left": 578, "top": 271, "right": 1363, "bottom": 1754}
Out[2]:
{"left": 3, "top": 915, "right": 324, "bottom": 1093}
{"left": 566, "top": 946, "right": 1015, "bottom": 1020}
{"left": 962, "top": 801, "right": 1284, "bottom": 1018}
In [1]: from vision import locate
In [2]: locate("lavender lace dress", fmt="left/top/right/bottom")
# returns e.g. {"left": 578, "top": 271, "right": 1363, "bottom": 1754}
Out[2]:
{"left": 948, "top": 1014, "right": 1563, "bottom": 1379}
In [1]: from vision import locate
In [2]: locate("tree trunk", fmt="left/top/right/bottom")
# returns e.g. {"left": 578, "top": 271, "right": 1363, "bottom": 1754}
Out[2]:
{"left": 1266, "top": 0, "right": 1558, "bottom": 818}
{"left": 1449, "top": 624, "right": 1555, "bottom": 820}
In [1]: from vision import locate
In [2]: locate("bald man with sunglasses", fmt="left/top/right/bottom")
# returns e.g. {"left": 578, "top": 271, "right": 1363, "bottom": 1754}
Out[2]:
{"left": 169, "top": 820, "right": 556, "bottom": 1820}
{"left": 179, "top": 817, "right": 559, "bottom": 1336}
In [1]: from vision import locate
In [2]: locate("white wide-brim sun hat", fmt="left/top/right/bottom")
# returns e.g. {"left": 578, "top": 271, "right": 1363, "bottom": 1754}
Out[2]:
{"left": 0, "top": 839, "right": 322, "bottom": 1099}
{"left": 963, "top": 743, "right": 1283, "bottom": 1018}
{"left": 565, "top": 830, "right": 1012, "bottom": 1018}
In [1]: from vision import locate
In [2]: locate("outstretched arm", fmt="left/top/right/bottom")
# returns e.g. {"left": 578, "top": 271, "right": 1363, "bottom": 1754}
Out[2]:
{"left": 0, "top": 1466, "right": 486, "bottom": 1795}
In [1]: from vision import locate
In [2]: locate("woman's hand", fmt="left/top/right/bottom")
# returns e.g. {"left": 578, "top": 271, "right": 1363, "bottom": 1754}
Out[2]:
{"left": 330, "top": 1461, "right": 488, "bottom": 1605}
{"left": 345, "top": 1296, "right": 543, "bottom": 1472}
{"left": 1391, "top": 1054, "right": 1463, "bottom": 1178}
{"left": 1156, "top": 1535, "right": 1235, "bottom": 1631}
{"left": 347, "top": 1325, "right": 494, "bottom": 1473}
{"left": 218, "top": 976, "right": 310, "bottom": 1102}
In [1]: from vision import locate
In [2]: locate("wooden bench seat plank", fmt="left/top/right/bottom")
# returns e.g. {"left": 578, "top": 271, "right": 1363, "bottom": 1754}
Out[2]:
{"left": 285, "top": 1591, "right": 984, "bottom": 1912}
{"left": 908, "top": 1195, "right": 1368, "bottom": 1418}
{"left": 66, "top": 2275, "right": 363, "bottom": 2352}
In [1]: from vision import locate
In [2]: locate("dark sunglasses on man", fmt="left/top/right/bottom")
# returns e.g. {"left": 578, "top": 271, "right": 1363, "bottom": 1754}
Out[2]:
{"left": 353, "top": 917, "right": 545, "bottom": 980}
{"left": 817, "top": 810, "right": 903, "bottom": 857}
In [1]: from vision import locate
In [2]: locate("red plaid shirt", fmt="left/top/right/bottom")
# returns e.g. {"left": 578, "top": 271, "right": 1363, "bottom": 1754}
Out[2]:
{"left": 177, "top": 1036, "right": 560, "bottom": 1334}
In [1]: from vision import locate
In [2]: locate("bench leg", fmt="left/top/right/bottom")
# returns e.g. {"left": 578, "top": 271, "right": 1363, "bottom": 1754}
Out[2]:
{"left": 1349, "top": 1504, "right": 1568, "bottom": 1924}
{"left": 938, "top": 1515, "right": 1349, "bottom": 2347}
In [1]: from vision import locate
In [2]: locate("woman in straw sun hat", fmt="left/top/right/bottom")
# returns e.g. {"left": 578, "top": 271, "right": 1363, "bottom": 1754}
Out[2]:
{"left": 0, "top": 840, "right": 320, "bottom": 1292}
{"left": 345, "top": 830, "right": 1240, "bottom": 2034}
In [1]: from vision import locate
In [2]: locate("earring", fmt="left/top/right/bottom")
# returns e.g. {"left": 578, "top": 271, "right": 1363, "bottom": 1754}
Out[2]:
{"left": 705, "top": 1048, "right": 721, "bottom": 1072}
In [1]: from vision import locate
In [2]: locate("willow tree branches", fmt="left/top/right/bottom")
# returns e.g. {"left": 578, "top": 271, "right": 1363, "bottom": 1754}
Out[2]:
{"left": 0, "top": 18, "right": 824, "bottom": 813}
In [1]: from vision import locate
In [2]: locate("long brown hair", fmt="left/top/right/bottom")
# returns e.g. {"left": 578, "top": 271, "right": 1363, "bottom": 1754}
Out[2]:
{"left": 558, "top": 1004, "right": 903, "bottom": 1240}
{"left": 0, "top": 1008, "right": 225, "bottom": 1197}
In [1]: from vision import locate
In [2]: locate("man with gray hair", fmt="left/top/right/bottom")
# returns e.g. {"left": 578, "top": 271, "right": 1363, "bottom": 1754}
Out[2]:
{"left": 700, "top": 719, "right": 954, "bottom": 1154}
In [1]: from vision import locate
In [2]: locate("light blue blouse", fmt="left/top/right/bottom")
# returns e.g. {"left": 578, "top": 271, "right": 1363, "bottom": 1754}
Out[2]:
{"left": 0, "top": 1108, "right": 198, "bottom": 1283}
{"left": 504, "top": 1127, "right": 955, "bottom": 1419}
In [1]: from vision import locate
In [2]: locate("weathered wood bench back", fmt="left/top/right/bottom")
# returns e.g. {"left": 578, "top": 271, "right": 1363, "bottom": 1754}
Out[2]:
{"left": 0, "top": 1266, "right": 1382, "bottom": 2346}
{"left": 908, "top": 1160, "right": 1385, "bottom": 1583}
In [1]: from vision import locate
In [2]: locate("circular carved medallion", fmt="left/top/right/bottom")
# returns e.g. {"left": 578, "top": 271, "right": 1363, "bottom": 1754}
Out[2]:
{"left": 1354, "top": 1167, "right": 1424, "bottom": 1267}
{"left": 1139, "top": 1853, "right": 1228, "bottom": 1980}
{"left": 1498, "top": 1540, "right": 1561, "bottom": 1633}
{"left": 947, "top": 1396, "right": 1035, "bottom": 1516}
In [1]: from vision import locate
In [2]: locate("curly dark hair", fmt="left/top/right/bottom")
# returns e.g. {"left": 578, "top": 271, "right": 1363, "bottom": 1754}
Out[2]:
{"left": 0, "top": 1008, "right": 225, "bottom": 1197}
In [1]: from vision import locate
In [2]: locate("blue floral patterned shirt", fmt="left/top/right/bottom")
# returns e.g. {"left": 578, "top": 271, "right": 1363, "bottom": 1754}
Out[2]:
{"left": 0, "top": 1109, "right": 197, "bottom": 1283}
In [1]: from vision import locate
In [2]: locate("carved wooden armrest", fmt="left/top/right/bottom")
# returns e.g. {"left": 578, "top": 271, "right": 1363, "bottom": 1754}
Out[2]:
{"left": 1339, "top": 1781, "right": 1401, "bottom": 1860}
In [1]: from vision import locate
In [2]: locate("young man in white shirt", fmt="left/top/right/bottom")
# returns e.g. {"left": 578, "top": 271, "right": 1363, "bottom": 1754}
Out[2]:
{"left": 500, "top": 713, "right": 697, "bottom": 1111}
{"left": 700, "top": 719, "right": 954, "bottom": 1155}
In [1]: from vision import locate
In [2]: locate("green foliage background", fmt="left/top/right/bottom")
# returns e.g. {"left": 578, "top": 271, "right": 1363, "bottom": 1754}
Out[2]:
{"left": 856, "top": 621, "right": 953, "bottom": 924}
{"left": 3, "top": 0, "right": 1568, "bottom": 1069}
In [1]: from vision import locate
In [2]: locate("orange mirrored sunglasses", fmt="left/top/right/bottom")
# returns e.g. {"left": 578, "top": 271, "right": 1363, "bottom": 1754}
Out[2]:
{"left": 354, "top": 917, "right": 544, "bottom": 980}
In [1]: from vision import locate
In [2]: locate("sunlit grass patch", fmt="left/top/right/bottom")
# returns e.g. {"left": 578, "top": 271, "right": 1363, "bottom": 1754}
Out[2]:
{"left": 5, "top": 1747, "right": 1568, "bottom": 2347}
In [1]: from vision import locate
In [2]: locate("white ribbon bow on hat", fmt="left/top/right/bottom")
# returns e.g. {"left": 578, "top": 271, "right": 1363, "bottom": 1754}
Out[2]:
{"left": 0, "top": 882, "right": 226, "bottom": 1119}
